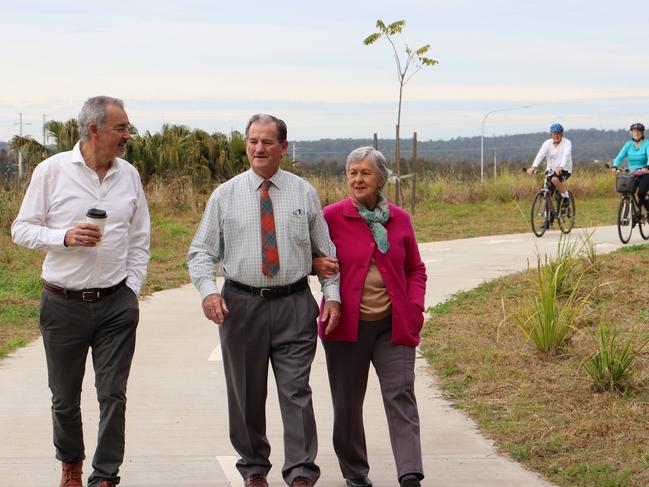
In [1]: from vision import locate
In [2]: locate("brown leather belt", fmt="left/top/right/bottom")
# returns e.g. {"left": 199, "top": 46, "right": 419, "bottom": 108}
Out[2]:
{"left": 43, "top": 279, "right": 127, "bottom": 302}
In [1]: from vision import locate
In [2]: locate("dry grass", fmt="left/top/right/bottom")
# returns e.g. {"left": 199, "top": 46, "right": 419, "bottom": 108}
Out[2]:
{"left": 0, "top": 176, "right": 207, "bottom": 357}
{"left": 421, "top": 247, "right": 649, "bottom": 487}
{"left": 0, "top": 169, "right": 626, "bottom": 359}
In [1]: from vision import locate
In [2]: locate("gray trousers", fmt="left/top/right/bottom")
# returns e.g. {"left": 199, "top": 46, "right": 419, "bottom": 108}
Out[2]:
{"left": 322, "top": 316, "right": 423, "bottom": 481}
{"left": 39, "top": 285, "right": 139, "bottom": 487}
{"left": 220, "top": 283, "right": 320, "bottom": 485}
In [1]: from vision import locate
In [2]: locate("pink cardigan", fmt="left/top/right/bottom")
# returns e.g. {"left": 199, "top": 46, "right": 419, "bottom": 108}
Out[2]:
{"left": 318, "top": 198, "right": 427, "bottom": 347}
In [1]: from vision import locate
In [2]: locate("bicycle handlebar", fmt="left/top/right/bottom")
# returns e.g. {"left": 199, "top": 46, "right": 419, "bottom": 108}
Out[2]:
{"left": 522, "top": 167, "right": 554, "bottom": 176}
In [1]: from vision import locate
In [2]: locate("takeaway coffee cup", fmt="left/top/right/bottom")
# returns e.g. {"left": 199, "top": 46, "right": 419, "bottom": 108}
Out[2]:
{"left": 86, "top": 208, "right": 107, "bottom": 243}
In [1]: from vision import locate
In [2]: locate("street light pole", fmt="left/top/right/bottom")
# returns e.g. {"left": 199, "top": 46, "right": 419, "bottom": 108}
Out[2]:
{"left": 481, "top": 105, "right": 530, "bottom": 182}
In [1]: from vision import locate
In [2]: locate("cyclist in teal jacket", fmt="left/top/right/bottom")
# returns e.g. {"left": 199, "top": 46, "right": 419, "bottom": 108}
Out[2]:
{"left": 612, "top": 123, "right": 649, "bottom": 212}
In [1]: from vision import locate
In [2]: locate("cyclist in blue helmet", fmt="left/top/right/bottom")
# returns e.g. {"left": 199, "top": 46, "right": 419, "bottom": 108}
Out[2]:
{"left": 527, "top": 122, "right": 573, "bottom": 211}
{"left": 611, "top": 123, "right": 649, "bottom": 213}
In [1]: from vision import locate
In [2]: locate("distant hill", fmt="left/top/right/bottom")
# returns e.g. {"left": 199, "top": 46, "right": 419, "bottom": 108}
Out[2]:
{"left": 292, "top": 128, "right": 629, "bottom": 166}
{"left": 0, "top": 128, "right": 633, "bottom": 168}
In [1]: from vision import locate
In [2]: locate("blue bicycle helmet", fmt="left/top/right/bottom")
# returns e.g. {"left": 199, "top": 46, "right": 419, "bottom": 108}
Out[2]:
{"left": 550, "top": 123, "right": 564, "bottom": 133}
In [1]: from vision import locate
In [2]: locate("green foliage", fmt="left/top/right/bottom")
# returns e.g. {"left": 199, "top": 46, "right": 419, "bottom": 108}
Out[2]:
{"left": 363, "top": 32, "right": 381, "bottom": 45}
{"left": 614, "top": 243, "right": 649, "bottom": 254}
{"left": 546, "top": 235, "right": 581, "bottom": 296}
{"left": 363, "top": 18, "right": 438, "bottom": 200}
{"left": 515, "top": 252, "right": 593, "bottom": 357}
{"left": 560, "top": 461, "right": 632, "bottom": 487}
{"left": 9, "top": 118, "right": 250, "bottom": 184}
{"left": 579, "top": 229, "right": 598, "bottom": 267}
{"left": 581, "top": 322, "right": 649, "bottom": 393}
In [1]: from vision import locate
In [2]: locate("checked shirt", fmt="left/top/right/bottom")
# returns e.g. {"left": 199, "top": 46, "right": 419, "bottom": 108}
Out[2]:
{"left": 188, "top": 169, "right": 340, "bottom": 302}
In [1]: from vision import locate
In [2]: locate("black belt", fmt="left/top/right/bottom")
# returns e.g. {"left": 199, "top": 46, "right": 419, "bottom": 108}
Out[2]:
{"left": 226, "top": 277, "right": 309, "bottom": 299}
{"left": 43, "top": 279, "right": 126, "bottom": 302}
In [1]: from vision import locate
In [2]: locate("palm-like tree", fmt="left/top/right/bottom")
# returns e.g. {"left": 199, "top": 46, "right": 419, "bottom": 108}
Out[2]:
{"left": 10, "top": 118, "right": 250, "bottom": 183}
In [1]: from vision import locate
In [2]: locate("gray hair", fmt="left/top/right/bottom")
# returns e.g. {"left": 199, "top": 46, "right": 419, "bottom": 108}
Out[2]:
{"left": 245, "top": 113, "right": 287, "bottom": 142}
{"left": 346, "top": 146, "right": 389, "bottom": 187}
{"left": 78, "top": 96, "right": 125, "bottom": 141}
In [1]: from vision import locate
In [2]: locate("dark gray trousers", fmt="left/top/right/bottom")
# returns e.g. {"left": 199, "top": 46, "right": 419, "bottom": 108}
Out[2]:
{"left": 39, "top": 285, "right": 139, "bottom": 487}
{"left": 220, "top": 283, "right": 320, "bottom": 485}
{"left": 322, "top": 316, "right": 423, "bottom": 481}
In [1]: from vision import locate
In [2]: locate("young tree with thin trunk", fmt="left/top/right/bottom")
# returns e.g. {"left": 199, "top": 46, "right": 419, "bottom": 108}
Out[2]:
{"left": 364, "top": 19, "right": 437, "bottom": 206}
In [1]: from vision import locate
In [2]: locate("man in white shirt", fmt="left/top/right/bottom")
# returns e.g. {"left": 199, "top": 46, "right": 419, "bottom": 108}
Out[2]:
{"left": 12, "top": 96, "right": 150, "bottom": 487}
{"left": 527, "top": 122, "right": 573, "bottom": 208}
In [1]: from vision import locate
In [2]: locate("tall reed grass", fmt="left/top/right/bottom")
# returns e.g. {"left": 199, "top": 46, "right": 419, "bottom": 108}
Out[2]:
{"left": 581, "top": 322, "right": 649, "bottom": 393}
{"left": 1, "top": 167, "right": 619, "bottom": 234}
{"left": 310, "top": 168, "right": 618, "bottom": 208}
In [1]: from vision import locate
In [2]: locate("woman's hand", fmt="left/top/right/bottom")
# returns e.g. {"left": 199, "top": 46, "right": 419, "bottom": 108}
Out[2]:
{"left": 312, "top": 256, "right": 339, "bottom": 278}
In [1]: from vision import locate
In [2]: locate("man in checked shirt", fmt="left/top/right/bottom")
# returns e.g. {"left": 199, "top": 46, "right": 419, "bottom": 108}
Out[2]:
{"left": 188, "top": 113, "right": 341, "bottom": 487}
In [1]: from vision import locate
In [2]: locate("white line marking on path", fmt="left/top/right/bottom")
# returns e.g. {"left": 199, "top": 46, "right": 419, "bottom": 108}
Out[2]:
{"left": 208, "top": 344, "right": 222, "bottom": 362}
{"left": 216, "top": 456, "right": 240, "bottom": 486}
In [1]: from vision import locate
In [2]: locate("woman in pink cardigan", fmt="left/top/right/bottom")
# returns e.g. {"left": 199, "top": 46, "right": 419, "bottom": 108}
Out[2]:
{"left": 315, "top": 147, "right": 427, "bottom": 487}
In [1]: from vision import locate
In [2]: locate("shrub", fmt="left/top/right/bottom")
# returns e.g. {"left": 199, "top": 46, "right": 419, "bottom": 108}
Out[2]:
{"left": 581, "top": 322, "right": 649, "bottom": 393}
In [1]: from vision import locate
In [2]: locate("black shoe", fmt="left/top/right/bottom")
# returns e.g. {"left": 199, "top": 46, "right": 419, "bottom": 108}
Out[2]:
{"left": 399, "top": 474, "right": 421, "bottom": 487}
{"left": 346, "top": 476, "right": 373, "bottom": 487}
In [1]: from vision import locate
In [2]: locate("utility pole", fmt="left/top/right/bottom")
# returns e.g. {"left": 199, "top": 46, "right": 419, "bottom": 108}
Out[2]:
{"left": 18, "top": 113, "right": 23, "bottom": 179}
{"left": 481, "top": 105, "right": 529, "bottom": 182}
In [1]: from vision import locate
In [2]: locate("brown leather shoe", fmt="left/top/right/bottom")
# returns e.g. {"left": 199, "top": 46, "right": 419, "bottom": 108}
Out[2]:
{"left": 244, "top": 473, "right": 269, "bottom": 487}
{"left": 291, "top": 476, "right": 314, "bottom": 487}
{"left": 59, "top": 462, "right": 83, "bottom": 487}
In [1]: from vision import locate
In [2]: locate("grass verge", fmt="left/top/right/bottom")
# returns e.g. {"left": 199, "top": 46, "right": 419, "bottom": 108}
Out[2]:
{"left": 421, "top": 246, "right": 649, "bottom": 487}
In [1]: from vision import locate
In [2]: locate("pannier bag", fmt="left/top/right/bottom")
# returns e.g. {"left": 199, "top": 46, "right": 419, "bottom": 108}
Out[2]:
{"left": 616, "top": 174, "right": 638, "bottom": 193}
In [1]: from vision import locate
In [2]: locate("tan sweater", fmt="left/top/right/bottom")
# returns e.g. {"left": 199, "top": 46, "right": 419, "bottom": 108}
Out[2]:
{"left": 359, "top": 257, "right": 392, "bottom": 321}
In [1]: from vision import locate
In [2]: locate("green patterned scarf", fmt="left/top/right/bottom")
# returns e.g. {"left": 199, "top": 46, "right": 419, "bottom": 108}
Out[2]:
{"left": 356, "top": 196, "right": 390, "bottom": 253}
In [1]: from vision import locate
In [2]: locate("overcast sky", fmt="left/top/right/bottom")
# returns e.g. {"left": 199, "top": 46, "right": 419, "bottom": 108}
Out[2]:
{"left": 1, "top": 0, "right": 648, "bottom": 142}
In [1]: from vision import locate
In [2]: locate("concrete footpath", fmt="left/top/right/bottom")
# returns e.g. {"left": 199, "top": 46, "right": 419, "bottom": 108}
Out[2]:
{"left": 0, "top": 225, "right": 634, "bottom": 486}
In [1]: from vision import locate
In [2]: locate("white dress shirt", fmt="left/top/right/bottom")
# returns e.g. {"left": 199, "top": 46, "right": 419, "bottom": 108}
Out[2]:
{"left": 11, "top": 142, "right": 151, "bottom": 294}
{"left": 188, "top": 168, "right": 340, "bottom": 302}
{"left": 532, "top": 137, "right": 573, "bottom": 173}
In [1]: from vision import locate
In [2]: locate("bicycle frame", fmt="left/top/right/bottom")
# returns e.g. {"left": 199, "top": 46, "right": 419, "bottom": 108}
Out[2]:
{"left": 529, "top": 169, "right": 574, "bottom": 237}
{"left": 613, "top": 169, "right": 649, "bottom": 243}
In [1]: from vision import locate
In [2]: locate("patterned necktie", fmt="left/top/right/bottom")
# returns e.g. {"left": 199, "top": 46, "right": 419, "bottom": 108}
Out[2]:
{"left": 260, "top": 180, "right": 279, "bottom": 277}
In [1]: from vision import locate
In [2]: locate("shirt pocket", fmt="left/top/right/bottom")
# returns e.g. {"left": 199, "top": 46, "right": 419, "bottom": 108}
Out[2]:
{"left": 288, "top": 209, "right": 309, "bottom": 247}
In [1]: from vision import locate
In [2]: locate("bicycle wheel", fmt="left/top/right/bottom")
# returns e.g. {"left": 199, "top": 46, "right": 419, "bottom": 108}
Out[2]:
{"left": 558, "top": 191, "right": 576, "bottom": 234}
{"left": 531, "top": 191, "right": 548, "bottom": 237}
{"left": 639, "top": 199, "right": 649, "bottom": 240}
{"left": 617, "top": 196, "right": 633, "bottom": 244}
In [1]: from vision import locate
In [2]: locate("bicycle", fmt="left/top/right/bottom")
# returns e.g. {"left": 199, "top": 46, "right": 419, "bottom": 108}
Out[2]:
{"left": 527, "top": 168, "right": 575, "bottom": 237}
{"left": 607, "top": 164, "right": 649, "bottom": 243}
